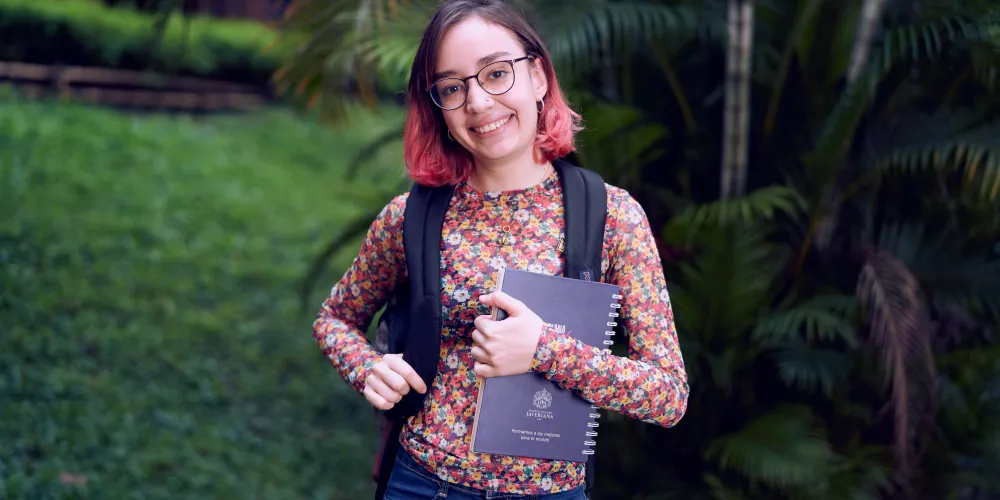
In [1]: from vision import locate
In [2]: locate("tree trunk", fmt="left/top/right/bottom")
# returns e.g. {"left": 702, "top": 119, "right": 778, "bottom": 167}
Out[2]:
{"left": 720, "top": 0, "right": 754, "bottom": 199}
{"left": 847, "top": 0, "right": 889, "bottom": 83}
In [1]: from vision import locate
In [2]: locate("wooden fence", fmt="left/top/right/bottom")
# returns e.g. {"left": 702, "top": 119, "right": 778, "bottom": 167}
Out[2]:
{"left": 0, "top": 61, "right": 271, "bottom": 112}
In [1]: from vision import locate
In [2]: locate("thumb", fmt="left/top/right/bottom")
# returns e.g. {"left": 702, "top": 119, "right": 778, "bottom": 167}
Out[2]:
{"left": 480, "top": 290, "right": 525, "bottom": 315}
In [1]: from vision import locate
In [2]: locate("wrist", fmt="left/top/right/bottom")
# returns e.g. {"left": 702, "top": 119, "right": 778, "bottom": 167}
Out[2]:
{"left": 529, "top": 322, "right": 564, "bottom": 373}
{"left": 356, "top": 356, "right": 378, "bottom": 388}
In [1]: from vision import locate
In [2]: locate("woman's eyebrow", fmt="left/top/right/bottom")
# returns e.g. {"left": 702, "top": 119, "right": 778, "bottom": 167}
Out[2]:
{"left": 432, "top": 51, "right": 513, "bottom": 80}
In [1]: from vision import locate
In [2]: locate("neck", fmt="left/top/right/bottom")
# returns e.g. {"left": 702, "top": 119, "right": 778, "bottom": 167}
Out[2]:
{"left": 467, "top": 148, "right": 551, "bottom": 192}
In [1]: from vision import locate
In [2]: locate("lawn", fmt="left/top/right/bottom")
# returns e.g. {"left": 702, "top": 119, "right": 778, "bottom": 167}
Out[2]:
{"left": 0, "top": 87, "right": 406, "bottom": 499}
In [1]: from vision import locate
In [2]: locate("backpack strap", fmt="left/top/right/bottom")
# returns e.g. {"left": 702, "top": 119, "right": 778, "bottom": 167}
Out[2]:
{"left": 554, "top": 159, "right": 607, "bottom": 497}
{"left": 373, "top": 181, "right": 454, "bottom": 500}
{"left": 554, "top": 159, "right": 607, "bottom": 282}
{"left": 393, "top": 181, "right": 455, "bottom": 419}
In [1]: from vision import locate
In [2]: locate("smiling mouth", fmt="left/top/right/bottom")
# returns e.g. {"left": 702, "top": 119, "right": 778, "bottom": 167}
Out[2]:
{"left": 471, "top": 115, "right": 511, "bottom": 134}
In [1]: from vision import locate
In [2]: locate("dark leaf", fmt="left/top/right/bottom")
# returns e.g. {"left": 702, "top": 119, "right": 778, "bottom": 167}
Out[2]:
{"left": 856, "top": 249, "right": 938, "bottom": 487}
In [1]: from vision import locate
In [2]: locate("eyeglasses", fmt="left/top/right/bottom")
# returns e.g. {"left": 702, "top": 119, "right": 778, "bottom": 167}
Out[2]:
{"left": 427, "top": 56, "right": 533, "bottom": 110}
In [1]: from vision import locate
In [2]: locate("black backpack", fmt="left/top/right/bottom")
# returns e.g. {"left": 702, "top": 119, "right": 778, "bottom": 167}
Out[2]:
{"left": 370, "top": 159, "right": 608, "bottom": 500}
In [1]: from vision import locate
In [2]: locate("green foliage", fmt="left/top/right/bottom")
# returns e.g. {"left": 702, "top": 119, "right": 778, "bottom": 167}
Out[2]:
{"left": 0, "top": 0, "right": 286, "bottom": 83}
{"left": 0, "top": 88, "right": 404, "bottom": 498}
{"left": 244, "top": 0, "right": 1000, "bottom": 498}
{"left": 666, "top": 186, "right": 808, "bottom": 237}
{"left": 524, "top": 1, "right": 716, "bottom": 79}
{"left": 704, "top": 406, "right": 836, "bottom": 493}
{"left": 271, "top": 0, "right": 714, "bottom": 122}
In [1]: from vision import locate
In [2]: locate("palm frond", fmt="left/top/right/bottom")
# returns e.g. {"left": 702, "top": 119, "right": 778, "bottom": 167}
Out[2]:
{"left": 822, "top": 445, "right": 894, "bottom": 500}
{"left": 352, "top": 1, "right": 436, "bottom": 89}
{"left": 865, "top": 119, "right": 1000, "bottom": 202}
{"left": 704, "top": 405, "right": 836, "bottom": 491}
{"left": 271, "top": 6, "right": 362, "bottom": 121}
{"left": 869, "top": 223, "right": 1000, "bottom": 317}
{"left": 752, "top": 294, "right": 859, "bottom": 398}
{"left": 771, "top": 338, "right": 853, "bottom": 397}
{"left": 868, "top": 9, "right": 1000, "bottom": 76}
{"left": 664, "top": 222, "right": 787, "bottom": 343}
{"left": 808, "top": 9, "right": 1000, "bottom": 176}
{"left": 271, "top": 0, "right": 431, "bottom": 123}
{"left": 570, "top": 98, "right": 669, "bottom": 184}
{"left": 663, "top": 220, "right": 785, "bottom": 396}
{"left": 935, "top": 367, "right": 1000, "bottom": 496}
{"left": 752, "top": 294, "right": 860, "bottom": 347}
{"left": 526, "top": 1, "right": 712, "bottom": 79}
{"left": 668, "top": 186, "right": 808, "bottom": 235}
{"left": 856, "top": 249, "right": 938, "bottom": 487}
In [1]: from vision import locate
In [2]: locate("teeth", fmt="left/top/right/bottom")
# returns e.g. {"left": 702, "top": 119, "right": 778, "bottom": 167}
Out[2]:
{"left": 473, "top": 116, "right": 509, "bottom": 134}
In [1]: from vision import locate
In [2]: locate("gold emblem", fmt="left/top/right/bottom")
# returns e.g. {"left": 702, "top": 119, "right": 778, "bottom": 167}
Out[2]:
{"left": 499, "top": 224, "right": 512, "bottom": 246}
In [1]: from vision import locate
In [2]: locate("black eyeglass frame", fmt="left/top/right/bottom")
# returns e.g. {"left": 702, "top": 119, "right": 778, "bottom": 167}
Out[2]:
{"left": 426, "top": 55, "right": 535, "bottom": 110}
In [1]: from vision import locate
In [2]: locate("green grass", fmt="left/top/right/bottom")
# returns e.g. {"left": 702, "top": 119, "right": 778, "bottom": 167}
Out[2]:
{"left": 0, "top": 87, "right": 406, "bottom": 499}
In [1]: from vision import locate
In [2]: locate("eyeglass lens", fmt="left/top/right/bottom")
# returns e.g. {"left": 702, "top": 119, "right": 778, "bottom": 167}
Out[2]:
{"left": 430, "top": 60, "right": 515, "bottom": 110}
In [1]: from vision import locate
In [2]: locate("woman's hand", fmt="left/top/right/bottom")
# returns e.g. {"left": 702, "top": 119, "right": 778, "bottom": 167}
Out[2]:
{"left": 363, "top": 353, "right": 427, "bottom": 410}
{"left": 471, "top": 291, "right": 544, "bottom": 378}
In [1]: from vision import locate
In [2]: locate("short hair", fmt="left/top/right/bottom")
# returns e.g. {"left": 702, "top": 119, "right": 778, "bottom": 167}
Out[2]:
{"left": 402, "top": 0, "right": 583, "bottom": 187}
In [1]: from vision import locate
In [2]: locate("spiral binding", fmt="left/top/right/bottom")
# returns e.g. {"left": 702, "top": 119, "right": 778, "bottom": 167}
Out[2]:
{"left": 583, "top": 292, "right": 624, "bottom": 456}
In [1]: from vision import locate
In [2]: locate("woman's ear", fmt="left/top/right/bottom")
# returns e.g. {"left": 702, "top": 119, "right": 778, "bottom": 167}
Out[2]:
{"left": 529, "top": 57, "right": 549, "bottom": 101}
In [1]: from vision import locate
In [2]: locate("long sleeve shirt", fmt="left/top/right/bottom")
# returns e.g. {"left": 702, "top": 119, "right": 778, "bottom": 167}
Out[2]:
{"left": 312, "top": 170, "right": 688, "bottom": 495}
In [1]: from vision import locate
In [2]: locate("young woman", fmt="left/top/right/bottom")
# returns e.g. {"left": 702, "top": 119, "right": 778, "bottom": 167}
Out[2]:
{"left": 312, "top": 0, "right": 689, "bottom": 498}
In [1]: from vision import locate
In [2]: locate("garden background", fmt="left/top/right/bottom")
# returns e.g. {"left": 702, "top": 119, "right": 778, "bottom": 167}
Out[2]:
{"left": 2, "top": 0, "right": 999, "bottom": 499}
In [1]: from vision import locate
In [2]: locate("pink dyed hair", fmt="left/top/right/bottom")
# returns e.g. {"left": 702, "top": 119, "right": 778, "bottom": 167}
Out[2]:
{"left": 402, "top": 0, "right": 583, "bottom": 187}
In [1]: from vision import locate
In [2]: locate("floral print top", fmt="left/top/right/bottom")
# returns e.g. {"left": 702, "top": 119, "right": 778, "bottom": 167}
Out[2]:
{"left": 312, "top": 169, "right": 688, "bottom": 494}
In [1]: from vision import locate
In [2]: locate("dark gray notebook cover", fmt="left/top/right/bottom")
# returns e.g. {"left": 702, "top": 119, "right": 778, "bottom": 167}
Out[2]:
{"left": 471, "top": 268, "right": 621, "bottom": 462}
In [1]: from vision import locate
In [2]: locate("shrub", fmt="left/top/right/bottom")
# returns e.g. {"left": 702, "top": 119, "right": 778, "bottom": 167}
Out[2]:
{"left": 0, "top": 0, "right": 288, "bottom": 85}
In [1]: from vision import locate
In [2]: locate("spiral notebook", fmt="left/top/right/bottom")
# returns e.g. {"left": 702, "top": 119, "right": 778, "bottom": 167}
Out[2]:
{"left": 469, "top": 267, "right": 622, "bottom": 462}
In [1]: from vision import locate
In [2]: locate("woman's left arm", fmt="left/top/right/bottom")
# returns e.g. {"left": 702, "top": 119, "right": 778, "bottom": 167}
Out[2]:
{"left": 529, "top": 189, "right": 689, "bottom": 428}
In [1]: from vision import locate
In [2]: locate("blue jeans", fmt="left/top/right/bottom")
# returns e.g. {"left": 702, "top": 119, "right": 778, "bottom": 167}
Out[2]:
{"left": 384, "top": 449, "right": 589, "bottom": 500}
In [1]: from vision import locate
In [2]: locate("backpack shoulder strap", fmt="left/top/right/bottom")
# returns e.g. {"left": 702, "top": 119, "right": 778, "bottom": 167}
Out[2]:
{"left": 552, "top": 159, "right": 607, "bottom": 498}
{"left": 554, "top": 159, "right": 607, "bottom": 282}
{"left": 395, "top": 181, "right": 455, "bottom": 418}
{"left": 374, "top": 181, "right": 454, "bottom": 500}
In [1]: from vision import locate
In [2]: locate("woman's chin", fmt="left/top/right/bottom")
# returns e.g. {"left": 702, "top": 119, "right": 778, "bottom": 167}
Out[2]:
{"left": 467, "top": 135, "right": 526, "bottom": 163}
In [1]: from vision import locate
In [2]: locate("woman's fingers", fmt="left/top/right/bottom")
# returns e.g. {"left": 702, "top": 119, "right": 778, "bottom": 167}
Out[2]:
{"left": 382, "top": 353, "right": 428, "bottom": 394}
{"left": 471, "top": 345, "right": 492, "bottom": 365}
{"left": 363, "top": 353, "right": 433, "bottom": 411}
{"left": 373, "top": 362, "right": 411, "bottom": 395}
{"left": 367, "top": 374, "right": 402, "bottom": 404}
{"left": 363, "top": 383, "right": 394, "bottom": 410}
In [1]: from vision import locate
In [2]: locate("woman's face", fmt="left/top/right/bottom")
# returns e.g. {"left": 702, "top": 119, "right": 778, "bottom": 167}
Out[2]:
{"left": 433, "top": 15, "right": 548, "bottom": 166}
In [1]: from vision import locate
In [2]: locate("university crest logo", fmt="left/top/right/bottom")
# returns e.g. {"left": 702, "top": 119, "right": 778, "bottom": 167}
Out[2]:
{"left": 532, "top": 388, "right": 553, "bottom": 410}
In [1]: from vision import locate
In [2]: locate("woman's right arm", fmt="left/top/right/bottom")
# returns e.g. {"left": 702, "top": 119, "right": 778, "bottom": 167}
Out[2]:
{"left": 311, "top": 194, "right": 408, "bottom": 395}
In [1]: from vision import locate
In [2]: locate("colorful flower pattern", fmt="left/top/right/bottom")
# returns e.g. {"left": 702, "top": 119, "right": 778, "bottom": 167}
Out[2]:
{"left": 312, "top": 170, "right": 688, "bottom": 494}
